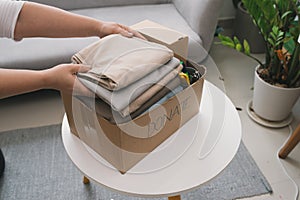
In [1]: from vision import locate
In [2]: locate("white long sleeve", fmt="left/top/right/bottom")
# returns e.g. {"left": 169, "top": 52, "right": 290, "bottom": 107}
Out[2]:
{"left": 0, "top": 0, "right": 25, "bottom": 39}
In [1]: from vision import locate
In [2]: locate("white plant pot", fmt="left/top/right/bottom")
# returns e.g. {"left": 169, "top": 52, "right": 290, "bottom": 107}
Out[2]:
{"left": 252, "top": 65, "right": 300, "bottom": 121}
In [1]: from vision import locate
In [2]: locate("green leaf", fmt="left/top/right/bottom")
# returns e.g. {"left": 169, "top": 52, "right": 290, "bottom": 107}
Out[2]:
{"left": 221, "top": 41, "right": 235, "bottom": 48}
{"left": 284, "top": 38, "right": 295, "bottom": 54}
{"left": 272, "top": 26, "right": 279, "bottom": 35}
{"left": 276, "top": 35, "right": 284, "bottom": 43}
{"left": 218, "top": 34, "right": 234, "bottom": 43}
{"left": 267, "top": 38, "right": 275, "bottom": 46}
{"left": 270, "top": 32, "right": 277, "bottom": 41}
{"left": 243, "top": 40, "right": 251, "bottom": 55}
{"left": 235, "top": 43, "right": 242, "bottom": 52}
{"left": 278, "top": 31, "right": 284, "bottom": 38}
{"left": 233, "top": 36, "right": 241, "bottom": 46}
{"left": 275, "top": 41, "right": 283, "bottom": 46}
{"left": 218, "top": 34, "right": 235, "bottom": 48}
{"left": 281, "top": 11, "right": 293, "bottom": 20}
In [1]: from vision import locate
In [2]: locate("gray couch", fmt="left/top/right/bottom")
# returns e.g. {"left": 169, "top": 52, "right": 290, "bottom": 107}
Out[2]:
{"left": 0, "top": 0, "right": 224, "bottom": 70}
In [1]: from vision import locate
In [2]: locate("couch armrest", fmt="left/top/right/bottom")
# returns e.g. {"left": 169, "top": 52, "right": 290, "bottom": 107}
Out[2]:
{"left": 173, "top": 0, "right": 224, "bottom": 51}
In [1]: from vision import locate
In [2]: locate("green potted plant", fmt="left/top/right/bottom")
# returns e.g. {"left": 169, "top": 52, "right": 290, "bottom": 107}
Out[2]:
{"left": 218, "top": 0, "right": 300, "bottom": 122}
{"left": 232, "top": 0, "right": 265, "bottom": 53}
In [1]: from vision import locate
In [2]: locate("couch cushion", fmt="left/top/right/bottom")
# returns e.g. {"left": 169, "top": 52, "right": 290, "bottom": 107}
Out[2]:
{"left": 0, "top": 4, "right": 203, "bottom": 70}
{"left": 28, "top": 0, "right": 171, "bottom": 10}
{"left": 0, "top": 37, "right": 98, "bottom": 70}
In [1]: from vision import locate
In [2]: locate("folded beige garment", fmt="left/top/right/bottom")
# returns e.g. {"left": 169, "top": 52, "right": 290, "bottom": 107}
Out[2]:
{"left": 120, "top": 64, "right": 183, "bottom": 117}
{"left": 72, "top": 34, "right": 173, "bottom": 91}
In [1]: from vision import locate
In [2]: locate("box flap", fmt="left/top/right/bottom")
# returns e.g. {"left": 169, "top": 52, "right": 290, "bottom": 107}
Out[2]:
{"left": 131, "top": 20, "right": 188, "bottom": 44}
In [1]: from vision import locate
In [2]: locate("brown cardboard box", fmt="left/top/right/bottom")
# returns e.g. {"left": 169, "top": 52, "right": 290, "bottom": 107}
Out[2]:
{"left": 131, "top": 20, "right": 189, "bottom": 61}
{"left": 61, "top": 21, "right": 205, "bottom": 174}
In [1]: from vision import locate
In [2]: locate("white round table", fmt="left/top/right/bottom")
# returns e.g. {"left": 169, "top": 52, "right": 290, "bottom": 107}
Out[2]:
{"left": 62, "top": 80, "right": 242, "bottom": 199}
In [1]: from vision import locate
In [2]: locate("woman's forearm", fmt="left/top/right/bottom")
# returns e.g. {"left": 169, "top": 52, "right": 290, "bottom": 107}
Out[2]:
{"left": 14, "top": 2, "right": 102, "bottom": 40}
{"left": 13, "top": 2, "right": 145, "bottom": 41}
{"left": 0, "top": 68, "right": 47, "bottom": 99}
{"left": 0, "top": 64, "right": 92, "bottom": 99}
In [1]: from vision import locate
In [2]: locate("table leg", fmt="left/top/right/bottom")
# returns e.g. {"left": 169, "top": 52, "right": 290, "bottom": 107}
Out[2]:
{"left": 168, "top": 195, "right": 181, "bottom": 200}
{"left": 279, "top": 123, "right": 300, "bottom": 159}
{"left": 83, "top": 176, "right": 90, "bottom": 184}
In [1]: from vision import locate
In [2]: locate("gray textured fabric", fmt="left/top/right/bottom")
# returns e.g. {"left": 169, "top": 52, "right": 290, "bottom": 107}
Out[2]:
{"left": 0, "top": 124, "right": 272, "bottom": 200}
{"left": 71, "top": 4, "right": 202, "bottom": 54}
{"left": 0, "top": 0, "right": 25, "bottom": 38}
{"left": 0, "top": 1, "right": 217, "bottom": 70}
{"left": 0, "top": 37, "right": 98, "bottom": 70}
{"left": 27, "top": 0, "right": 171, "bottom": 10}
{"left": 173, "top": 0, "right": 225, "bottom": 51}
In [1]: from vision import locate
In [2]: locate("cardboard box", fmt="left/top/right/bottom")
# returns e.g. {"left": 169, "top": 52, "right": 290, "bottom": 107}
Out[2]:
{"left": 61, "top": 21, "right": 206, "bottom": 174}
{"left": 131, "top": 20, "right": 189, "bottom": 61}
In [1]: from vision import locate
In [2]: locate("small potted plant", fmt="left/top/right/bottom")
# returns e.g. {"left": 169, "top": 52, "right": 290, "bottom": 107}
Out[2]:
{"left": 218, "top": 0, "right": 300, "bottom": 122}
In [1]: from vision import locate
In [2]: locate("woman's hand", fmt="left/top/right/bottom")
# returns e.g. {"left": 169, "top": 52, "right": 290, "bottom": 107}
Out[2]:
{"left": 43, "top": 64, "right": 93, "bottom": 96}
{"left": 98, "top": 22, "right": 146, "bottom": 40}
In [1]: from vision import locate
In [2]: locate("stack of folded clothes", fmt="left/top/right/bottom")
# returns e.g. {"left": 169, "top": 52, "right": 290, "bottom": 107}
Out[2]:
{"left": 72, "top": 34, "right": 190, "bottom": 124}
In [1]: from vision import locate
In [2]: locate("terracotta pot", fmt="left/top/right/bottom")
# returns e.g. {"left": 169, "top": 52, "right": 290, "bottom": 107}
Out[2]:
{"left": 252, "top": 65, "right": 300, "bottom": 121}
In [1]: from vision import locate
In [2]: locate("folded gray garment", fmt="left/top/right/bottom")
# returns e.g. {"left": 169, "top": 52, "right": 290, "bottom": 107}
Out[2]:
{"left": 75, "top": 75, "right": 188, "bottom": 124}
{"left": 78, "top": 57, "right": 180, "bottom": 112}
{"left": 72, "top": 34, "right": 173, "bottom": 91}
{"left": 120, "top": 64, "right": 183, "bottom": 117}
{"left": 148, "top": 84, "right": 186, "bottom": 112}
